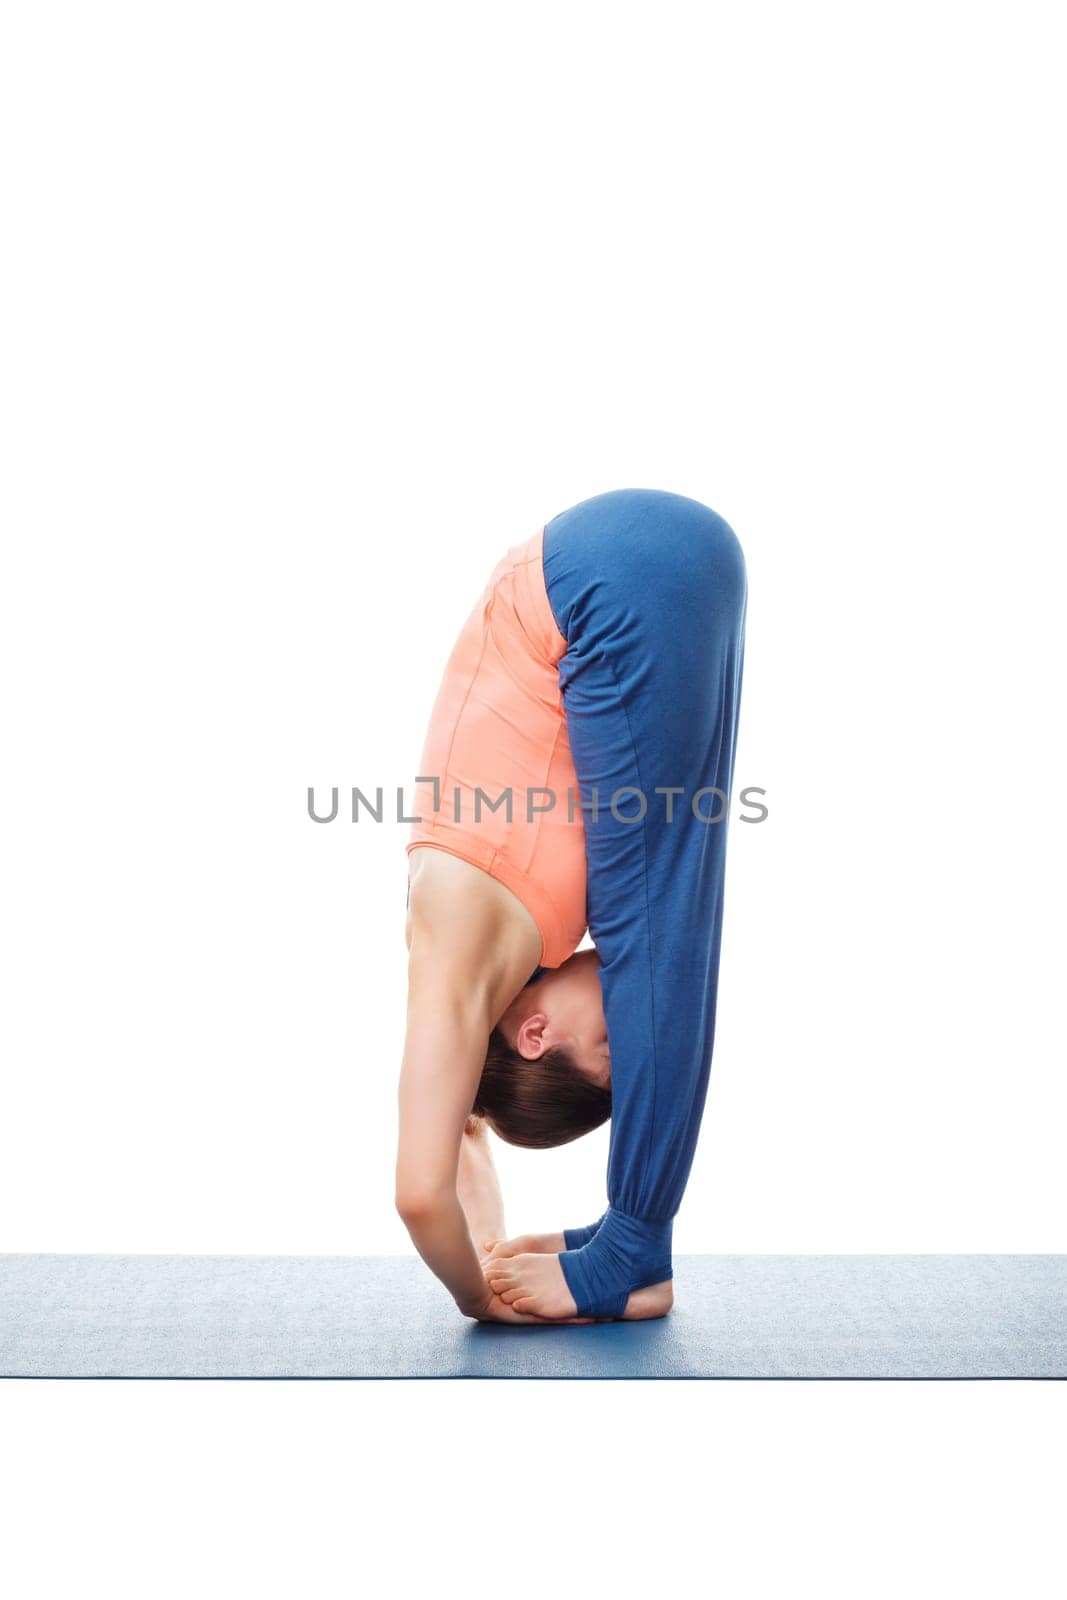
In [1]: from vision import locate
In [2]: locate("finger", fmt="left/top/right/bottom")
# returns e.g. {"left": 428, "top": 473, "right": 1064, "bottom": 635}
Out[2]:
{"left": 483, "top": 1297, "right": 541, "bottom": 1325}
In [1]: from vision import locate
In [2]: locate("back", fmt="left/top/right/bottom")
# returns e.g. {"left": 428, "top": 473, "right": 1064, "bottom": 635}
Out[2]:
{"left": 406, "top": 525, "right": 587, "bottom": 969}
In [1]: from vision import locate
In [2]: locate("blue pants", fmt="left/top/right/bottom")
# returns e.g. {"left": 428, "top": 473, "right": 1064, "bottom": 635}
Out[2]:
{"left": 541, "top": 488, "right": 748, "bottom": 1318}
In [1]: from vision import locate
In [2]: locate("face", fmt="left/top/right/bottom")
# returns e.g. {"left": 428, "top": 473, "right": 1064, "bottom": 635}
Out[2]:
{"left": 502, "top": 949, "right": 611, "bottom": 1087}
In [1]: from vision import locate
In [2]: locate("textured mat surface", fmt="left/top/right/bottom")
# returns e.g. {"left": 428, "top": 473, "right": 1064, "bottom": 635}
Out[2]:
{"left": 1, "top": 1254, "right": 1063, "bottom": 1379}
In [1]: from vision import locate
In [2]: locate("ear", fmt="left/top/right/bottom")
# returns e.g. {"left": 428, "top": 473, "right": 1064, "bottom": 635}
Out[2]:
{"left": 514, "top": 1010, "right": 551, "bottom": 1060}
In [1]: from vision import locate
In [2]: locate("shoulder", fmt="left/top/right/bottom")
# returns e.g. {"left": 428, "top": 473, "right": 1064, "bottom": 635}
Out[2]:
{"left": 404, "top": 853, "right": 500, "bottom": 1007}
{"left": 407, "top": 847, "right": 538, "bottom": 956}
{"left": 407, "top": 848, "right": 496, "bottom": 948}
{"left": 405, "top": 848, "right": 541, "bottom": 1015}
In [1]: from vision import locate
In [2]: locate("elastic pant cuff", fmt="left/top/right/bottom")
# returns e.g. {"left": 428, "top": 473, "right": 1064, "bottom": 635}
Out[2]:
{"left": 562, "top": 1211, "right": 609, "bottom": 1251}
{"left": 559, "top": 1206, "right": 674, "bottom": 1319}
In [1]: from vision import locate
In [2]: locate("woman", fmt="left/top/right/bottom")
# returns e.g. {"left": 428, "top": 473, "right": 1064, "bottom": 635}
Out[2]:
{"left": 396, "top": 487, "right": 747, "bottom": 1323}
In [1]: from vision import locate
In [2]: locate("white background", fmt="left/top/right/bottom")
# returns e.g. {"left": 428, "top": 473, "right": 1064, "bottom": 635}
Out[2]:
{"left": 1, "top": 3, "right": 1063, "bottom": 1596}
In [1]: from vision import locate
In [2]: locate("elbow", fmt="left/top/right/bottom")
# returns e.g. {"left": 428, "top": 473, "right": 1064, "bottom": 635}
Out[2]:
{"left": 395, "top": 1184, "right": 449, "bottom": 1226}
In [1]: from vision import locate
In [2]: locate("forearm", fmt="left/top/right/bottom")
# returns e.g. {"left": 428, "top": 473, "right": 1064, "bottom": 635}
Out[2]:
{"left": 396, "top": 974, "right": 502, "bottom": 1315}
{"left": 456, "top": 1121, "right": 506, "bottom": 1252}
{"left": 401, "top": 1191, "right": 490, "bottom": 1316}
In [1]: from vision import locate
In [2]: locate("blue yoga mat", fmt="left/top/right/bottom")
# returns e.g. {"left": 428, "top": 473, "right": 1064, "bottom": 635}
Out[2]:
{"left": 1, "top": 1254, "right": 1063, "bottom": 1379}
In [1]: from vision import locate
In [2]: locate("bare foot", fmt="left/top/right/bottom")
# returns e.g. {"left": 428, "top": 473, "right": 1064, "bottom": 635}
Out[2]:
{"left": 484, "top": 1251, "right": 577, "bottom": 1318}
{"left": 481, "top": 1232, "right": 565, "bottom": 1259}
{"left": 484, "top": 1252, "right": 674, "bottom": 1322}
{"left": 467, "top": 1288, "right": 592, "bottom": 1326}
{"left": 621, "top": 1279, "right": 673, "bottom": 1320}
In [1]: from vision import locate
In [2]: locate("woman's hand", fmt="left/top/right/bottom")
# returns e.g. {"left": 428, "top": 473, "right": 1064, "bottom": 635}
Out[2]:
{"left": 459, "top": 1286, "right": 543, "bottom": 1324}
{"left": 459, "top": 1283, "right": 593, "bottom": 1325}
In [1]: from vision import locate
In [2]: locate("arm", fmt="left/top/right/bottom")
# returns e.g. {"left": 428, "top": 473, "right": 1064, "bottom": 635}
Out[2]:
{"left": 457, "top": 1116, "right": 579, "bottom": 1258}
{"left": 397, "top": 850, "right": 587, "bottom": 1320}
{"left": 395, "top": 974, "right": 497, "bottom": 1317}
{"left": 457, "top": 1116, "right": 507, "bottom": 1258}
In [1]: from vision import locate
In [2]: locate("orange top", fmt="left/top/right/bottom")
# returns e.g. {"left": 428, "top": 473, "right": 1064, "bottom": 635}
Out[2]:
{"left": 406, "top": 526, "right": 587, "bottom": 967}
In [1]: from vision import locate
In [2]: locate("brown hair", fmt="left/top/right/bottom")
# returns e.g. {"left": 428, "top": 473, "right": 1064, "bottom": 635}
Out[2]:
{"left": 472, "top": 1026, "right": 612, "bottom": 1150}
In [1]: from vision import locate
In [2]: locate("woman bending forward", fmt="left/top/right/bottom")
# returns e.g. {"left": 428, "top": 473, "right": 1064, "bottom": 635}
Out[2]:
{"left": 396, "top": 488, "right": 747, "bottom": 1324}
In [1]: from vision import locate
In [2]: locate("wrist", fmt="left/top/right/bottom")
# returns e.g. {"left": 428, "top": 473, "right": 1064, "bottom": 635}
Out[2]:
{"left": 456, "top": 1284, "right": 492, "bottom": 1319}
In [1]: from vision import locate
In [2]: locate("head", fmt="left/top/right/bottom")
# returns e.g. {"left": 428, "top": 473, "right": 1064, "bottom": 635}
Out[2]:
{"left": 472, "top": 949, "right": 611, "bottom": 1149}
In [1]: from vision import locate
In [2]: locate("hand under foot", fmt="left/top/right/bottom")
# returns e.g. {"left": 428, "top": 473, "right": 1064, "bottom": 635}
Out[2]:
{"left": 484, "top": 1250, "right": 675, "bottom": 1322}
{"left": 484, "top": 1250, "right": 578, "bottom": 1319}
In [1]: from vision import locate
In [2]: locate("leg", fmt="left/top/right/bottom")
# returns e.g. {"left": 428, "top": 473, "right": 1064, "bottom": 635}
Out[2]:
{"left": 500, "top": 489, "right": 748, "bottom": 1318}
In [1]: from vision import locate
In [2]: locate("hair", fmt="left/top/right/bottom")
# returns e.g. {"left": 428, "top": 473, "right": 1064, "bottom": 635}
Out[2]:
{"left": 471, "top": 1026, "right": 612, "bottom": 1150}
